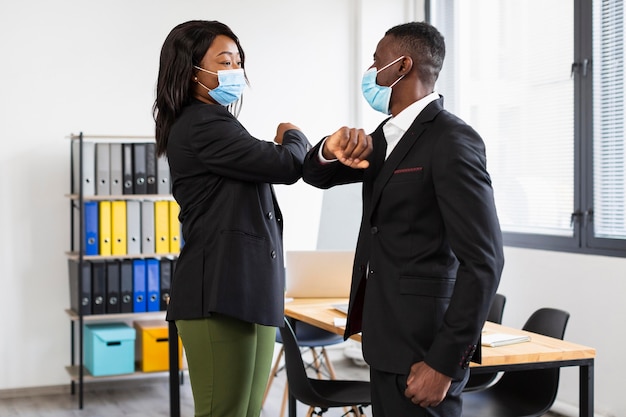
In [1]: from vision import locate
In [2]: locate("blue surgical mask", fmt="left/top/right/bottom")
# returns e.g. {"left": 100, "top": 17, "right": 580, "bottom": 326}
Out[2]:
{"left": 361, "top": 56, "right": 405, "bottom": 114}
{"left": 193, "top": 66, "right": 246, "bottom": 106}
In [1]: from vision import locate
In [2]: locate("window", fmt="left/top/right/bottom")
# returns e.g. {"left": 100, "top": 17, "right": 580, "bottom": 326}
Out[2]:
{"left": 592, "top": 0, "right": 626, "bottom": 245}
{"left": 429, "top": 0, "right": 626, "bottom": 257}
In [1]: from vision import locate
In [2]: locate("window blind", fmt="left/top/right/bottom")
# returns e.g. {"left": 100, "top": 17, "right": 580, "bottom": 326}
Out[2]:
{"left": 593, "top": 0, "right": 626, "bottom": 239}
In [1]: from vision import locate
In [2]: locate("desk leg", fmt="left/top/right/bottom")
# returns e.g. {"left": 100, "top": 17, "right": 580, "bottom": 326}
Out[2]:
{"left": 580, "top": 360, "right": 594, "bottom": 417}
{"left": 169, "top": 321, "right": 180, "bottom": 417}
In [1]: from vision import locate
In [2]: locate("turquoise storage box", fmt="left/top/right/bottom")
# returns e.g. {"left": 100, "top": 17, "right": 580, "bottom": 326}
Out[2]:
{"left": 84, "top": 323, "right": 136, "bottom": 376}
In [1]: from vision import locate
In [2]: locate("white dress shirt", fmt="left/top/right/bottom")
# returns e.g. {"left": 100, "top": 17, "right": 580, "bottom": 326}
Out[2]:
{"left": 382, "top": 91, "right": 439, "bottom": 159}
{"left": 318, "top": 92, "right": 440, "bottom": 162}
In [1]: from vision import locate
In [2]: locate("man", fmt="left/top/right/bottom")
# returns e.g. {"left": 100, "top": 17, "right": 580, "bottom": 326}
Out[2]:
{"left": 302, "top": 22, "right": 504, "bottom": 416}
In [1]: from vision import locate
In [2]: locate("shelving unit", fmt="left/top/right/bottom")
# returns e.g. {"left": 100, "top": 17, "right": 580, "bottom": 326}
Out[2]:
{"left": 67, "top": 132, "right": 180, "bottom": 409}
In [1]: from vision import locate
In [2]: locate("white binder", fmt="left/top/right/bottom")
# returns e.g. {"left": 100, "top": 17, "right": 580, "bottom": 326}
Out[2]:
{"left": 141, "top": 200, "right": 155, "bottom": 254}
{"left": 126, "top": 200, "right": 141, "bottom": 255}
{"left": 72, "top": 140, "right": 95, "bottom": 196}
{"left": 157, "top": 155, "right": 171, "bottom": 195}
{"left": 109, "top": 143, "right": 123, "bottom": 195}
{"left": 95, "top": 143, "right": 110, "bottom": 195}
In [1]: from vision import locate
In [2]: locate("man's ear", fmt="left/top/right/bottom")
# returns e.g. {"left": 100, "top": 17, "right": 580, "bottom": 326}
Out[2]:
{"left": 399, "top": 56, "right": 413, "bottom": 75}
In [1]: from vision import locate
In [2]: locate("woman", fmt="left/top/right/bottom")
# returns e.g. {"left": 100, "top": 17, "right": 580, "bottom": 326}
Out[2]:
{"left": 153, "top": 20, "right": 310, "bottom": 417}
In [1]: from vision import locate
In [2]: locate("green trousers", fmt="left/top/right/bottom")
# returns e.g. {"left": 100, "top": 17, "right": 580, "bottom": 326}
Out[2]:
{"left": 176, "top": 315, "right": 275, "bottom": 417}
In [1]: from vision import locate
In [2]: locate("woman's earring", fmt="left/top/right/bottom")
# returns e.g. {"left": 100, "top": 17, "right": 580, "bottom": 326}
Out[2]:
{"left": 194, "top": 77, "right": 198, "bottom": 82}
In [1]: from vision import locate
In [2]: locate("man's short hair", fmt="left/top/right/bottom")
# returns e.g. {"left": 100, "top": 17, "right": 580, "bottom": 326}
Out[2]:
{"left": 386, "top": 22, "right": 446, "bottom": 86}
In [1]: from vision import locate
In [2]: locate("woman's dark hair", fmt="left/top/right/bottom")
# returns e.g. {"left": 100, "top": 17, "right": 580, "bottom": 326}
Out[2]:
{"left": 386, "top": 22, "right": 445, "bottom": 88}
{"left": 153, "top": 20, "right": 245, "bottom": 156}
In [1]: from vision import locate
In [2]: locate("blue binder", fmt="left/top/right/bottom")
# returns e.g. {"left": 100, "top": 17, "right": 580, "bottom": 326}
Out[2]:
{"left": 132, "top": 259, "right": 147, "bottom": 312}
{"left": 84, "top": 201, "right": 99, "bottom": 255}
{"left": 146, "top": 258, "right": 160, "bottom": 312}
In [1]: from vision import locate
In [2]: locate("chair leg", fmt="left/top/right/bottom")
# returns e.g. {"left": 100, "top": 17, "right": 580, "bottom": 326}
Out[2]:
{"left": 321, "top": 347, "right": 337, "bottom": 379}
{"left": 273, "top": 344, "right": 353, "bottom": 416}
{"left": 279, "top": 384, "right": 289, "bottom": 417}
{"left": 319, "top": 347, "right": 358, "bottom": 416}
{"left": 262, "top": 346, "right": 284, "bottom": 406}
{"left": 310, "top": 347, "right": 324, "bottom": 379}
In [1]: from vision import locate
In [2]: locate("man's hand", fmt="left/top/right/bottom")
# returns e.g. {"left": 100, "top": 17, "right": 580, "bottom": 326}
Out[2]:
{"left": 275, "top": 122, "right": 301, "bottom": 144}
{"left": 404, "top": 361, "right": 452, "bottom": 408}
{"left": 322, "top": 126, "right": 372, "bottom": 169}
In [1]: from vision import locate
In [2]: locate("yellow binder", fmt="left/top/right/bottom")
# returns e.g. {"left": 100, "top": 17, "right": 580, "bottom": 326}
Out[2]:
{"left": 111, "top": 201, "right": 127, "bottom": 255}
{"left": 169, "top": 201, "right": 181, "bottom": 254}
{"left": 154, "top": 201, "right": 170, "bottom": 254}
{"left": 99, "top": 201, "right": 112, "bottom": 256}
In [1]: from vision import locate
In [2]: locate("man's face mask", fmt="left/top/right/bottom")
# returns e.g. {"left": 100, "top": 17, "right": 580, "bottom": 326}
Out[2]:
{"left": 361, "top": 56, "right": 405, "bottom": 115}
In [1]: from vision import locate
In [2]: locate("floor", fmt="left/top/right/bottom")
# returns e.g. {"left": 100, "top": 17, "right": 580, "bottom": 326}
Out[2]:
{"left": 0, "top": 342, "right": 369, "bottom": 417}
{"left": 0, "top": 341, "right": 564, "bottom": 417}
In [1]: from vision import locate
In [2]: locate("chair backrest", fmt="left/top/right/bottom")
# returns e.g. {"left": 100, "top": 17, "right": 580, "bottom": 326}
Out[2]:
{"left": 486, "top": 293, "right": 506, "bottom": 324}
{"left": 522, "top": 307, "right": 570, "bottom": 339}
{"left": 496, "top": 307, "right": 570, "bottom": 415}
{"left": 279, "top": 318, "right": 326, "bottom": 407}
{"left": 275, "top": 321, "right": 344, "bottom": 347}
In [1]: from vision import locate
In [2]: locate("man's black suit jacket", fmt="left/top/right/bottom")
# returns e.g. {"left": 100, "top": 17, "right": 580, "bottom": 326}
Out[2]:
{"left": 165, "top": 100, "right": 310, "bottom": 327}
{"left": 303, "top": 98, "right": 504, "bottom": 380}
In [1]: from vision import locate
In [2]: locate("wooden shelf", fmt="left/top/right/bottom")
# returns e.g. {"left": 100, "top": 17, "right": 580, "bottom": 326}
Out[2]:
{"left": 66, "top": 194, "right": 174, "bottom": 201}
{"left": 65, "top": 252, "right": 178, "bottom": 261}
{"left": 65, "top": 365, "right": 186, "bottom": 382}
{"left": 67, "top": 134, "right": 155, "bottom": 143}
{"left": 65, "top": 309, "right": 166, "bottom": 322}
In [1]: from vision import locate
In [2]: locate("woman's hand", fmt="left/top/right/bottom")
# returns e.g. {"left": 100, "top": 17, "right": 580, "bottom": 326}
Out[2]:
{"left": 274, "top": 122, "right": 301, "bottom": 144}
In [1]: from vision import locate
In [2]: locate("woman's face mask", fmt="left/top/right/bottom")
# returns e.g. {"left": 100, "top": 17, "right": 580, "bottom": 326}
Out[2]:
{"left": 194, "top": 66, "right": 246, "bottom": 106}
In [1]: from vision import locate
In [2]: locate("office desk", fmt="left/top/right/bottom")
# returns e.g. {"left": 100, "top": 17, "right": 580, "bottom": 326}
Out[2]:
{"left": 283, "top": 298, "right": 596, "bottom": 417}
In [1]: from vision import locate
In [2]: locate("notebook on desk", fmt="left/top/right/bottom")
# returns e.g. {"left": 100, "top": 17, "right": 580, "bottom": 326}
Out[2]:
{"left": 481, "top": 333, "right": 531, "bottom": 347}
{"left": 332, "top": 303, "right": 349, "bottom": 314}
{"left": 285, "top": 250, "right": 355, "bottom": 298}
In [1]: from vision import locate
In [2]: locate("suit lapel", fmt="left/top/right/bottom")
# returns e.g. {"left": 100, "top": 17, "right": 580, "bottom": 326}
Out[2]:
{"left": 369, "top": 98, "right": 444, "bottom": 214}
{"left": 364, "top": 122, "right": 388, "bottom": 184}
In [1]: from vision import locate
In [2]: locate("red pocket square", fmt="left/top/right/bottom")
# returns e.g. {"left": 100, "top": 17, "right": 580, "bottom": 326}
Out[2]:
{"left": 393, "top": 167, "right": 423, "bottom": 174}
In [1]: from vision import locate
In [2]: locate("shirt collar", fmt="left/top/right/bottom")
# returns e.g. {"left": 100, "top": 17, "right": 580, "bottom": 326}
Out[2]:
{"left": 385, "top": 91, "right": 440, "bottom": 133}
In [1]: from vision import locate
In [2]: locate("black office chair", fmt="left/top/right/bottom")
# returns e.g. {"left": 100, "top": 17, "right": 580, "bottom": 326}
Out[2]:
{"left": 263, "top": 321, "right": 345, "bottom": 417}
{"left": 463, "top": 293, "right": 506, "bottom": 392}
{"left": 462, "top": 307, "right": 570, "bottom": 417}
{"left": 279, "top": 317, "right": 371, "bottom": 416}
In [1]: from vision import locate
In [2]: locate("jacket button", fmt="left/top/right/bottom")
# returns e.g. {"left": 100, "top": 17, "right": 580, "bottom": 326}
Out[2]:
{"left": 371, "top": 226, "right": 378, "bottom": 234}
{"left": 271, "top": 250, "right": 277, "bottom": 259}
{"left": 267, "top": 211, "right": 273, "bottom": 220}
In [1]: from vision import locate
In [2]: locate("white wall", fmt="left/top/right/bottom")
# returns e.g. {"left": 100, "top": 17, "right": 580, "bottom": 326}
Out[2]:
{"left": 1, "top": 1, "right": 623, "bottom": 417}
{"left": 0, "top": 0, "right": 414, "bottom": 392}
{"left": 498, "top": 248, "right": 625, "bottom": 417}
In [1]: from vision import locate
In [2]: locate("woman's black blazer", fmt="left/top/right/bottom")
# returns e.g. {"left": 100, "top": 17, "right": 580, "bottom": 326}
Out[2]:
{"left": 165, "top": 101, "right": 310, "bottom": 327}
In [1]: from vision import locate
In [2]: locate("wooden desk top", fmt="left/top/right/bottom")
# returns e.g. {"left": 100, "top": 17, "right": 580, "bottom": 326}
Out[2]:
{"left": 284, "top": 298, "right": 596, "bottom": 367}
